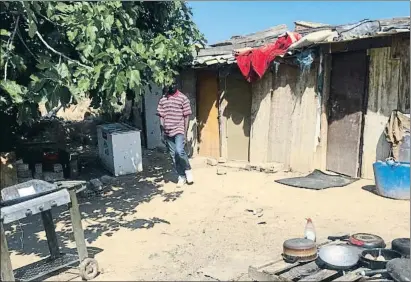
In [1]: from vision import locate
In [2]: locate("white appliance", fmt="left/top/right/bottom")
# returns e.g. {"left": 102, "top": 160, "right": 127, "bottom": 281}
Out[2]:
{"left": 97, "top": 123, "right": 143, "bottom": 176}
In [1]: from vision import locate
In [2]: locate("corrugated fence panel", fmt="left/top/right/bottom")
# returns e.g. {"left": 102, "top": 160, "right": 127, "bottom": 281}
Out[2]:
{"left": 362, "top": 47, "right": 400, "bottom": 179}
{"left": 267, "top": 64, "right": 318, "bottom": 172}
{"left": 268, "top": 65, "right": 296, "bottom": 168}
{"left": 289, "top": 66, "right": 319, "bottom": 173}
{"left": 250, "top": 72, "right": 272, "bottom": 163}
{"left": 395, "top": 36, "right": 410, "bottom": 113}
{"left": 180, "top": 69, "right": 198, "bottom": 157}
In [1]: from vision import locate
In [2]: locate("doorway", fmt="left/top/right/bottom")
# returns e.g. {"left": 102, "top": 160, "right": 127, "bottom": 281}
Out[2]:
{"left": 196, "top": 70, "right": 220, "bottom": 159}
{"left": 326, "top": 51, "right": 368, "bottom": 177}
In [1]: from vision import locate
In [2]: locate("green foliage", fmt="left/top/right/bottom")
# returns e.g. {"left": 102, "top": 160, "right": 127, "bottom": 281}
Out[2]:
{"left": 0, "top": 1, "right": 205, "bottom": 123}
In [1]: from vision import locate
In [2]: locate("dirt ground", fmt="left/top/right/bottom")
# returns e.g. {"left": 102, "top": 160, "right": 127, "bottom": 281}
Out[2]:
{"left": 4, "top": 151, "right": 410, "bottom": 281}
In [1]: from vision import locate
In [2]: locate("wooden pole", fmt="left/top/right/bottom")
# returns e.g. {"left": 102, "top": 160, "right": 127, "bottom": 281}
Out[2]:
{"left": 1, "top": 222, "right": 15, "bottom": 281}
{"left": 68, "top": 189, "right": 88, "bottom": 262}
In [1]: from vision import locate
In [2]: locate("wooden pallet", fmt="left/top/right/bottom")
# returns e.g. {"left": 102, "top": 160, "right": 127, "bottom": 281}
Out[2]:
{"left": 248, "top": 241, "right": 393, "bottom": 282}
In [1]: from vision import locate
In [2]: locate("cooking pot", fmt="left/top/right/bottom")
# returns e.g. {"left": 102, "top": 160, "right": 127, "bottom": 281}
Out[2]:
{"left": 282, "top": 238, "right": 317, "bottom": 263}
{"left": 360, "top": 248, "right": 402, "bottom": 270}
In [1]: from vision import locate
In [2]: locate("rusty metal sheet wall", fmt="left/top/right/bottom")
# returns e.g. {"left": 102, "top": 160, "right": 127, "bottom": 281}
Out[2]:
{"left": 326, "top": 51, "right": 367, "bottom": 177}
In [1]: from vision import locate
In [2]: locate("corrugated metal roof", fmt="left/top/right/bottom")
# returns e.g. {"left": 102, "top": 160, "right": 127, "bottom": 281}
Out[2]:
{"left": 294, "top": 21, "right": 330, "bottom": 28}
{"left": 298, "top": 17, "right": 410, "bottom": 36}
{"left": 192, "top": 24, "right": 288, "bottom": 67}
{"left": 192, "top": 17, "right": 410, "bottom": 68}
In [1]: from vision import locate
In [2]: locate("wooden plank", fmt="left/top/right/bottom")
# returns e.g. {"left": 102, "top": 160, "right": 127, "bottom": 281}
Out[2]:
{"left": 248, "top": 240, "right": 335, "bottom": 281}
{"left": 333, "top": 268, "right": 367, "bottom": 282}
{"left": 278, "top": 261, "right": 320, "bottom": 281}
{"left": 68, "top": 189, "right": 88, "bottom": 262}
{"left": 300, "top": 269, "right": 339, "bottom": 282}
{"left": 218, "top": 69, "right": 228, "bottom": 160}
{"left": 0, "top": 152, "right": 17, "bottom": 190}
{"left": 1, "top": 222, "right": 15, "bottom": 281}
{"left": 249, "top": 266, "right": 284, "bottom": 282}
{"left": 268, "top": 261, "right": 300, "bottom": 275}
{"left": 326, "top": 35, "right": 397, "bottom": 54}
{"left": 211, "top": 25, "right": 287, "bottom": 47}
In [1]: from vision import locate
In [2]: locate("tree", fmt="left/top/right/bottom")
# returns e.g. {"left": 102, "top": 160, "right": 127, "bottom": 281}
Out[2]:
{"left": 0, "top": 1, "right": 205, "bottom": 124}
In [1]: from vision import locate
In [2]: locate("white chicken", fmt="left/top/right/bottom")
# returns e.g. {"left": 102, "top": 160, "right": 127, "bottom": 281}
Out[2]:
{"left": 304, "top": 218, "right": 316, "bottom": 242}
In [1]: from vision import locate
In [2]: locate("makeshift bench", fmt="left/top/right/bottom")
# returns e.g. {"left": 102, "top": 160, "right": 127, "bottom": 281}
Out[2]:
{"left": 248, "top": 240, "right": 392, "bottom": 282}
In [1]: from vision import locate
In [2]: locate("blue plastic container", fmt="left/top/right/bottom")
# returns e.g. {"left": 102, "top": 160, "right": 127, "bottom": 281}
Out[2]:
{"left": 373, "top": 160, "right": 410, "bottom": 200}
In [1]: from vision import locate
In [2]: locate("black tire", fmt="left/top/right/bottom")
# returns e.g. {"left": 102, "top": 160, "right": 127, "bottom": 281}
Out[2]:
{"left": 79, "top": 258, "right": 99, "bottom": 280}
{"left": 392, "top": 238, "right": 410, "bottom": 257}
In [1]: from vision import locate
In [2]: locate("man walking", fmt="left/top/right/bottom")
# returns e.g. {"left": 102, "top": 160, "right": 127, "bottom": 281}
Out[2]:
{"left": 157, "top": 80, "right": 194, "bottom": 187}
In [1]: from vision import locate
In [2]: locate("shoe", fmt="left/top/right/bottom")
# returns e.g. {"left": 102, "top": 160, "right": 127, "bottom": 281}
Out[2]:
{"left": 185, "top": 170, "right": 194, "bottom": 184}
{"left": 177, "top": 176, "right": 186, "bottom": 188}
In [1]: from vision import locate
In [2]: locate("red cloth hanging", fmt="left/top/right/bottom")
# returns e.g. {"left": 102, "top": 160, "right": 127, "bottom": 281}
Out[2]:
{"left": 235, "top": 32, "right": 301, "bottom": 82}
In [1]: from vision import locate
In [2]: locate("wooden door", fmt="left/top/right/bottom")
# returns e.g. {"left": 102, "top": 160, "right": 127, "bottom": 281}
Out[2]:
{"left": 223, "top": 71, "right": 252, "bottom": 161}
{"left": 196, "top": 71, "right": 220, "bottom": 158}
{"left": 326, "top": 51, "right": 367, "bottom": 177}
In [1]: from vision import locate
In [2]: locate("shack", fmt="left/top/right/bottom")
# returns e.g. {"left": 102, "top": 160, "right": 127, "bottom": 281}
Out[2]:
{"left": 143, "top": 17, "right": 410, "bottom": 179}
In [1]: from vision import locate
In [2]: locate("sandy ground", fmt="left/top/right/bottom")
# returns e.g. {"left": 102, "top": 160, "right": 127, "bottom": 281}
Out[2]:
{"left": 4, "top": 151, "right": 410, "bottom": 281}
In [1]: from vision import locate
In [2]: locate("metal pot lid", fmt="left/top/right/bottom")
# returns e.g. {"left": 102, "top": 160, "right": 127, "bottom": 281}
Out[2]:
{"left": 283, "top": 238, "right": 316, "bottom": 250}
{"left": 318, "top": 245, "right": 360, "bottom": 267}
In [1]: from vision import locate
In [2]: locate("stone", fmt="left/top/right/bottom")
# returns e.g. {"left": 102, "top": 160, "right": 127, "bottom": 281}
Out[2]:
{"left": 16, "top": 163, "right": 29, "bottom": 172}
{"left": 17, "top": 169, "right": 32, "bottom": 178}
{"left": 207, "top": 158, "right": 218, "bottom": 166}
{"left": 34, "top": 163, "right": 43, "bottom": 174}
{"left": 53, "top": 163, "right": 63, "bottom": 173}
{"left": 100, "top": 175, "right": 115, "bottom": 185}
{"left": 18, "top": 177, "right": 33, "bottom": 183}
{"left": 264, "top": 167, "right": 278, "bottom": 174}
{"left": 218, "top": 157, "right": 227, "bottom": 164}
{"left": 44, "top": 171, "right": 64, "bottom": 182}
{"left": 89, "top": 178, "right": 103, "bottom": 191}
{"left": 217, "top": 167, "right": 227, "bottom": 175}
{"left": 34, "top": 172, "right": 43, "bottom": 180}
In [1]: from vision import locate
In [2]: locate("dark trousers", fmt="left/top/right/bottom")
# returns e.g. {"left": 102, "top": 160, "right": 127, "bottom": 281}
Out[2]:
{"left": 165, "top": 134, "right": 191, "bottom": 177}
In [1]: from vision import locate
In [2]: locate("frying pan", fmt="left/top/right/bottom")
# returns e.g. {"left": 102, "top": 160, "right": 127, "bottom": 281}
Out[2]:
{"left": 360, "top": 258, "right": 410, "bottom": 282}
{"left": 327, "top": 233, "right": 386, "bottom": 248}
{"left": 318, "top": 245, "right": 362, "bottom": 270}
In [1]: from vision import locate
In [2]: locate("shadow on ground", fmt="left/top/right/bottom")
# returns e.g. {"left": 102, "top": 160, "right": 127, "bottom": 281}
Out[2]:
{"left": 362, "top": 185, "right": 379, "bottom": 196}
{"left": 4, "top": 149, "right": 182, "bottom": 259}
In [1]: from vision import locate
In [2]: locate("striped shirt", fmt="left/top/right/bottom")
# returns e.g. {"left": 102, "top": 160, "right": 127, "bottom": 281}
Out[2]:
{"left": 157, "top": 90, "right": 192, "bottom": 137}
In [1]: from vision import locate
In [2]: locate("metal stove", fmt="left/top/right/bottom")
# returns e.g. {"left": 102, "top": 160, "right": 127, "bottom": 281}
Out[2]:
{"left": 1, "top": 180, "right": 98, "bottom": 281}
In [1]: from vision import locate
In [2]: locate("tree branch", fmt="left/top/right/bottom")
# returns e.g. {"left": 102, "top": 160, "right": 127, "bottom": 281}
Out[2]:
{"left": 17, "top": 29, "right": 38, "bottom": 61}
{"left": 4, "top": 15, "right": 20, "bottom": 82}
{"left": 35, "top": 31, "right": 93, "bottom": 70}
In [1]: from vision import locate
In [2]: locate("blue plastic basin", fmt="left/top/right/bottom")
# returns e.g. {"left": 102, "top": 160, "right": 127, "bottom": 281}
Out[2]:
{"left": 373, "top": 160, "right": 410, "bottom": 200}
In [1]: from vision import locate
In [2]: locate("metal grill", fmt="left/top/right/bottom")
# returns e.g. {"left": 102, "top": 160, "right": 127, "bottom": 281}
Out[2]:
{"left": 14, "top": 253, "right": 79, "bottom": 282}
